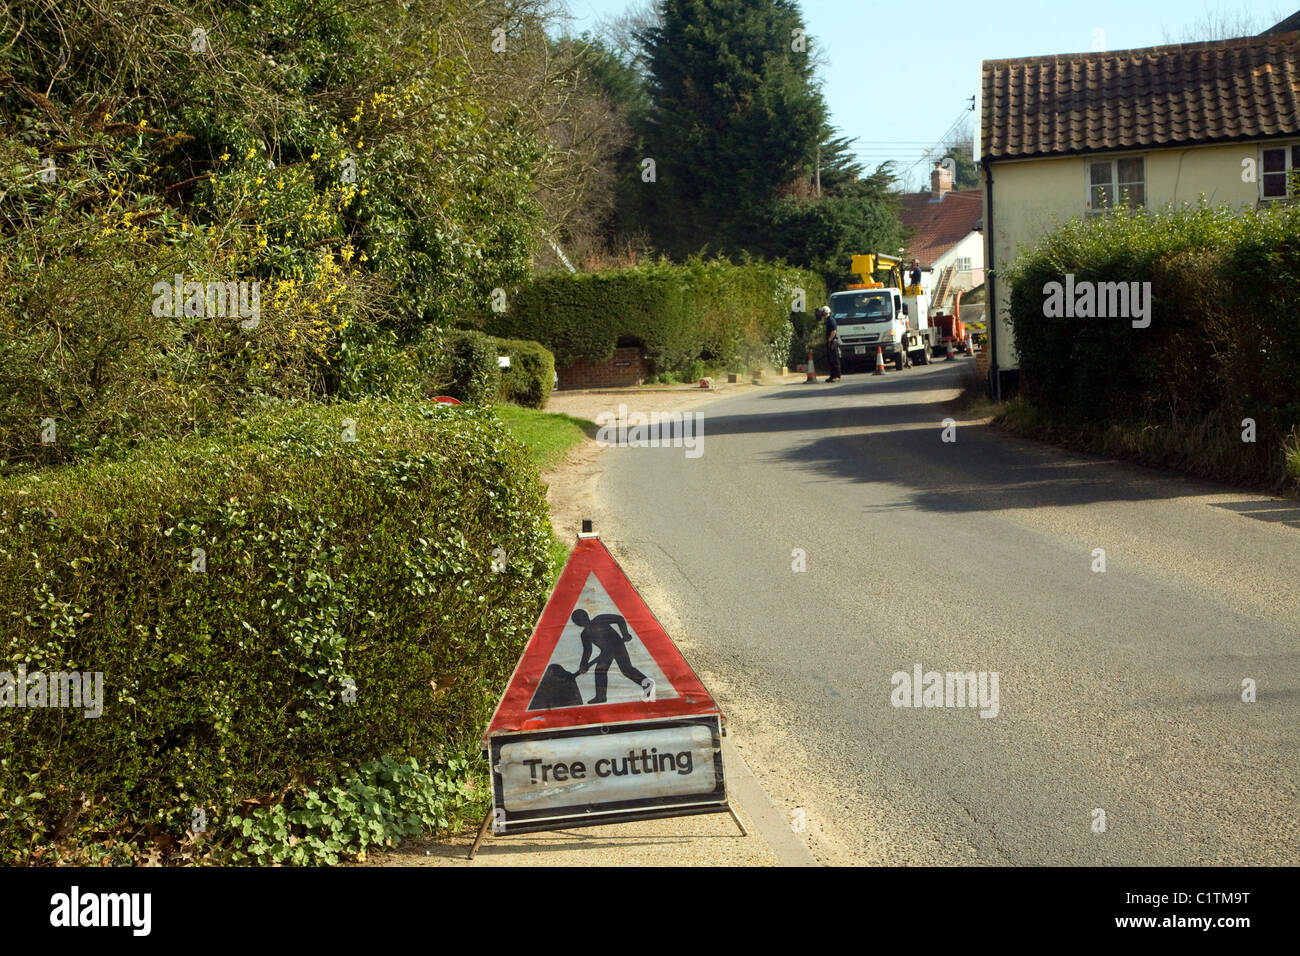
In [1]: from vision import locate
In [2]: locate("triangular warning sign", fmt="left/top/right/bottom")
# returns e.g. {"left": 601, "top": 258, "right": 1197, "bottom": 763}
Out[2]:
{"left": 526, "top": 571, "right": 679, "bottom": 710}
{"left": 484, "top": 535, "right": 721, "bottom": 742}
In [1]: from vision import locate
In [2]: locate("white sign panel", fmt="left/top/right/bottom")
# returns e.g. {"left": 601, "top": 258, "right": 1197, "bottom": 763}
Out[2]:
{"left": 490, "top": 717, "right": 726, "bottom": 833}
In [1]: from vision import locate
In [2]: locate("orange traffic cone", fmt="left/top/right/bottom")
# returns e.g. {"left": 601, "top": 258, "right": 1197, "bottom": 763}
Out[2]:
{"left": 873, "top": 347, "right": 885, "bottom": 375}
{"left": 805, "top": 352, "right": 817, "bottom": 383}
{"left": 946, "top": 341, "right": 955, "bottom": 361}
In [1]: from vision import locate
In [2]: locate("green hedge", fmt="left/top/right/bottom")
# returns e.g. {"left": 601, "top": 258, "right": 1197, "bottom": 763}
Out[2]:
{"left": 495, "top": 338, "right": 555, "bottom": 409}
{"left": 1004, "top": 202, "right": 1300, "bottom": 489}
{"left": 446, "top": 330, "right": 502, "bottom": 405}
{"left": 485, "top": 259, "right": 826, "bottom": 375}
{"left": 0, "top": 399, "right": 554, "bottom": 862}
{"left": 329, "top": 328, "right": 554, "bottom": 409}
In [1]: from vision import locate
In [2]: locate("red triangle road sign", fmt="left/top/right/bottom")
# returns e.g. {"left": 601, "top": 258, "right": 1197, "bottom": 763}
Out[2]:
{"left": 483, "top": 535, "right": 722, "bottom": 744}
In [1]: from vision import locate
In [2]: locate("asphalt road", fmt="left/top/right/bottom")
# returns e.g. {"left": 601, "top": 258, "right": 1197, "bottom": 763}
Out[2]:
{"left": 585, "top": 357, "right": 1300, "bottom": 865}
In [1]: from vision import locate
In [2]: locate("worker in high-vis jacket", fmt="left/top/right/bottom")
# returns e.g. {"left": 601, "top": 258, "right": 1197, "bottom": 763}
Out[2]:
{"left": 819, "top": 306, "right": 841, "bottom": 382}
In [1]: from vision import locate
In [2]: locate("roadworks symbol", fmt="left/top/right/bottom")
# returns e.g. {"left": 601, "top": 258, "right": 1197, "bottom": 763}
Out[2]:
{"left": 527, "top": 573, "right": 674, "bottom": 710}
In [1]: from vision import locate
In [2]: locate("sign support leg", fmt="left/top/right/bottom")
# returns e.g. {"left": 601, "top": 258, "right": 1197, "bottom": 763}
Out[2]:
{"left": 727, "top": 805, "right": 748, "bottom": 837}
{"left": 467, "top": 809, "right": 493, "bottom": 861}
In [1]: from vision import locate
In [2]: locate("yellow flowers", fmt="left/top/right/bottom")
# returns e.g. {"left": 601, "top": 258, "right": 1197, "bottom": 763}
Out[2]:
{"left": 246, "top": 147, "right": 257, "bottom": 159}
{"left": 219, "top": 152, "right": 231, "bottom": 162}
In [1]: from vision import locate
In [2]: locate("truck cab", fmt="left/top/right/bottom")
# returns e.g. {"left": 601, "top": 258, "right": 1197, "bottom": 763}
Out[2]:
{"left": 830, "top": 288, "right": 933, "bottom": 371}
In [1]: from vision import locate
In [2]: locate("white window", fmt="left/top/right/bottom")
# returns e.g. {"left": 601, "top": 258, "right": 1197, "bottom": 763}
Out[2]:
{"left": 956, "top": 257, "right": 972, "bottom": 271}
{"left": 1260, "top": 143, "right": 1300, "bottom": 200}
{"left": 1086, "top": 156, "right": 1145, "bottom": 213}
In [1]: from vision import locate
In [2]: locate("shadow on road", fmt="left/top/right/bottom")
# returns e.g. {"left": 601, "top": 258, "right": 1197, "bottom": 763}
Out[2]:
{"left": 763, "top": 364, "right": 972, "bottom": 400}
{"left": 1209, "top": 500, "right": 1300, "bottom": 529}
{"left": 699, "top": 368, "right": 1296, "bottom": 520}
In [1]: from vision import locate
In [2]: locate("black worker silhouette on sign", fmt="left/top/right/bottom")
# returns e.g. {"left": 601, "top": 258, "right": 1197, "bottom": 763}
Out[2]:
{"left": 527, "top": 606, "right": 658, "bottom": 710}
{"left": 573, "top": 609, "right": 653, "bottom": 704}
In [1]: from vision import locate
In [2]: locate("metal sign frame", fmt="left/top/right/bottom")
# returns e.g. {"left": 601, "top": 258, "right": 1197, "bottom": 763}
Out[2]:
{"left": 468, "top": 529, "right": 745, "bottom": 859}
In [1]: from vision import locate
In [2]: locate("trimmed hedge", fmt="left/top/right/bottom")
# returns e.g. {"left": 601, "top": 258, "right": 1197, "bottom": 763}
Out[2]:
{"left": 1004, "top": 202, "right": 1300, "bottom": 489}
{"left": 446, "top": 330, "right": 502, "bottom": 405}
{"left": 485, "top": 258, "right": 826, "bottom": 375}
{"left": 0, "top": 399, "right": 554, "bottom": 862}
{"left": 495, "top": 337, "right": 556, "bottom": 409}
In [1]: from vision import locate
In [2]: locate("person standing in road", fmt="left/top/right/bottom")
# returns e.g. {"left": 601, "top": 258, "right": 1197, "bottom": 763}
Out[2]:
{"left": 819, "top": 305, "right": 841, "bottom": 382}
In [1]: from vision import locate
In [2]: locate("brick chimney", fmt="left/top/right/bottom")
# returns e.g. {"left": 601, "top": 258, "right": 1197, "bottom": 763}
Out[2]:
{"left": 930, "top": 162, "right": 953, "bottom": 200}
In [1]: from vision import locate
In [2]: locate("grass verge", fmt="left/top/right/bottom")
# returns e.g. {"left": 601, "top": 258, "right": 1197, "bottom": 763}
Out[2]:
{"left": 494, "top": 404, "right": 594, "bottom": 471}
{"left": 493, "top": 403, "right": 592, "bottom": 586}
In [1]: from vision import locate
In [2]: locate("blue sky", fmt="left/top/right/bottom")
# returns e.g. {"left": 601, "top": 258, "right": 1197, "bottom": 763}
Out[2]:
{"left": 554, "top": 1, "right": 1291, "bottom": 190}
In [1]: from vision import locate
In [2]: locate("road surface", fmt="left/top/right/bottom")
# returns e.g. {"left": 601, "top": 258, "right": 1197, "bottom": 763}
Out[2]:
{"left": 581, "top": 359, "right": 1300, "bottom": 865}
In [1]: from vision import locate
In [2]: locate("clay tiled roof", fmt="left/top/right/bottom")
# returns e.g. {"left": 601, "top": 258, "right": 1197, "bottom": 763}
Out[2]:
{"left": 898, "top": 189, "right": 982, "bottom": 269}
{"left": 981, "top": 32, "right": 1300, "bottom": 162}
{"left": 1262, "top": 11, "right": 1300, "bottom": 36}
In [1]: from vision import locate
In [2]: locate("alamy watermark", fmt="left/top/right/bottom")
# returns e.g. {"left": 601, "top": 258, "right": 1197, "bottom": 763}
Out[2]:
{"left": 1, "top": 665, "right": 103, "bottom": 718}
{"left": 50, "top": 886, "right": 150, "bottom": 936}
{"left": 594, "top": 404, "right": 705, "bottom": 459}
{"left": 1042, "top": 274, "right": 1151, "bottom": 328}
{"left": 890, "top": 663, "right": 999, "bottom": 718}
{"left": 152, "top": 273, "right": 261, "bottom": 329}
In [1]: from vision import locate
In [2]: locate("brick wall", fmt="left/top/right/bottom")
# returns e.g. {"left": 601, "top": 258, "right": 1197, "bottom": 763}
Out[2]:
{"left": 556, "top": 347, "right": 649, "bottom": 389}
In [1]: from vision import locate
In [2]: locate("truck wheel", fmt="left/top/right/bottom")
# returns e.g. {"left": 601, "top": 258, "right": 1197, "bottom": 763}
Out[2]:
{"left": 915, "top": 347, "right": 930, "bottom": 366}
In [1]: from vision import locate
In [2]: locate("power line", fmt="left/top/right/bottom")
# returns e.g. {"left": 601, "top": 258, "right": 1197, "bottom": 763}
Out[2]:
{"left": 902, "top": 104, "right": 975, "bottom": 175}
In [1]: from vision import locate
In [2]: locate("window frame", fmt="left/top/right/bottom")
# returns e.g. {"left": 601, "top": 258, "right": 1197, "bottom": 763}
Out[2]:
{"left": 1259, "top": 142, "right": 1300, "bottom": 202}
{"left": 1084, "top": 154, "right": 1146, "bottom": 215}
